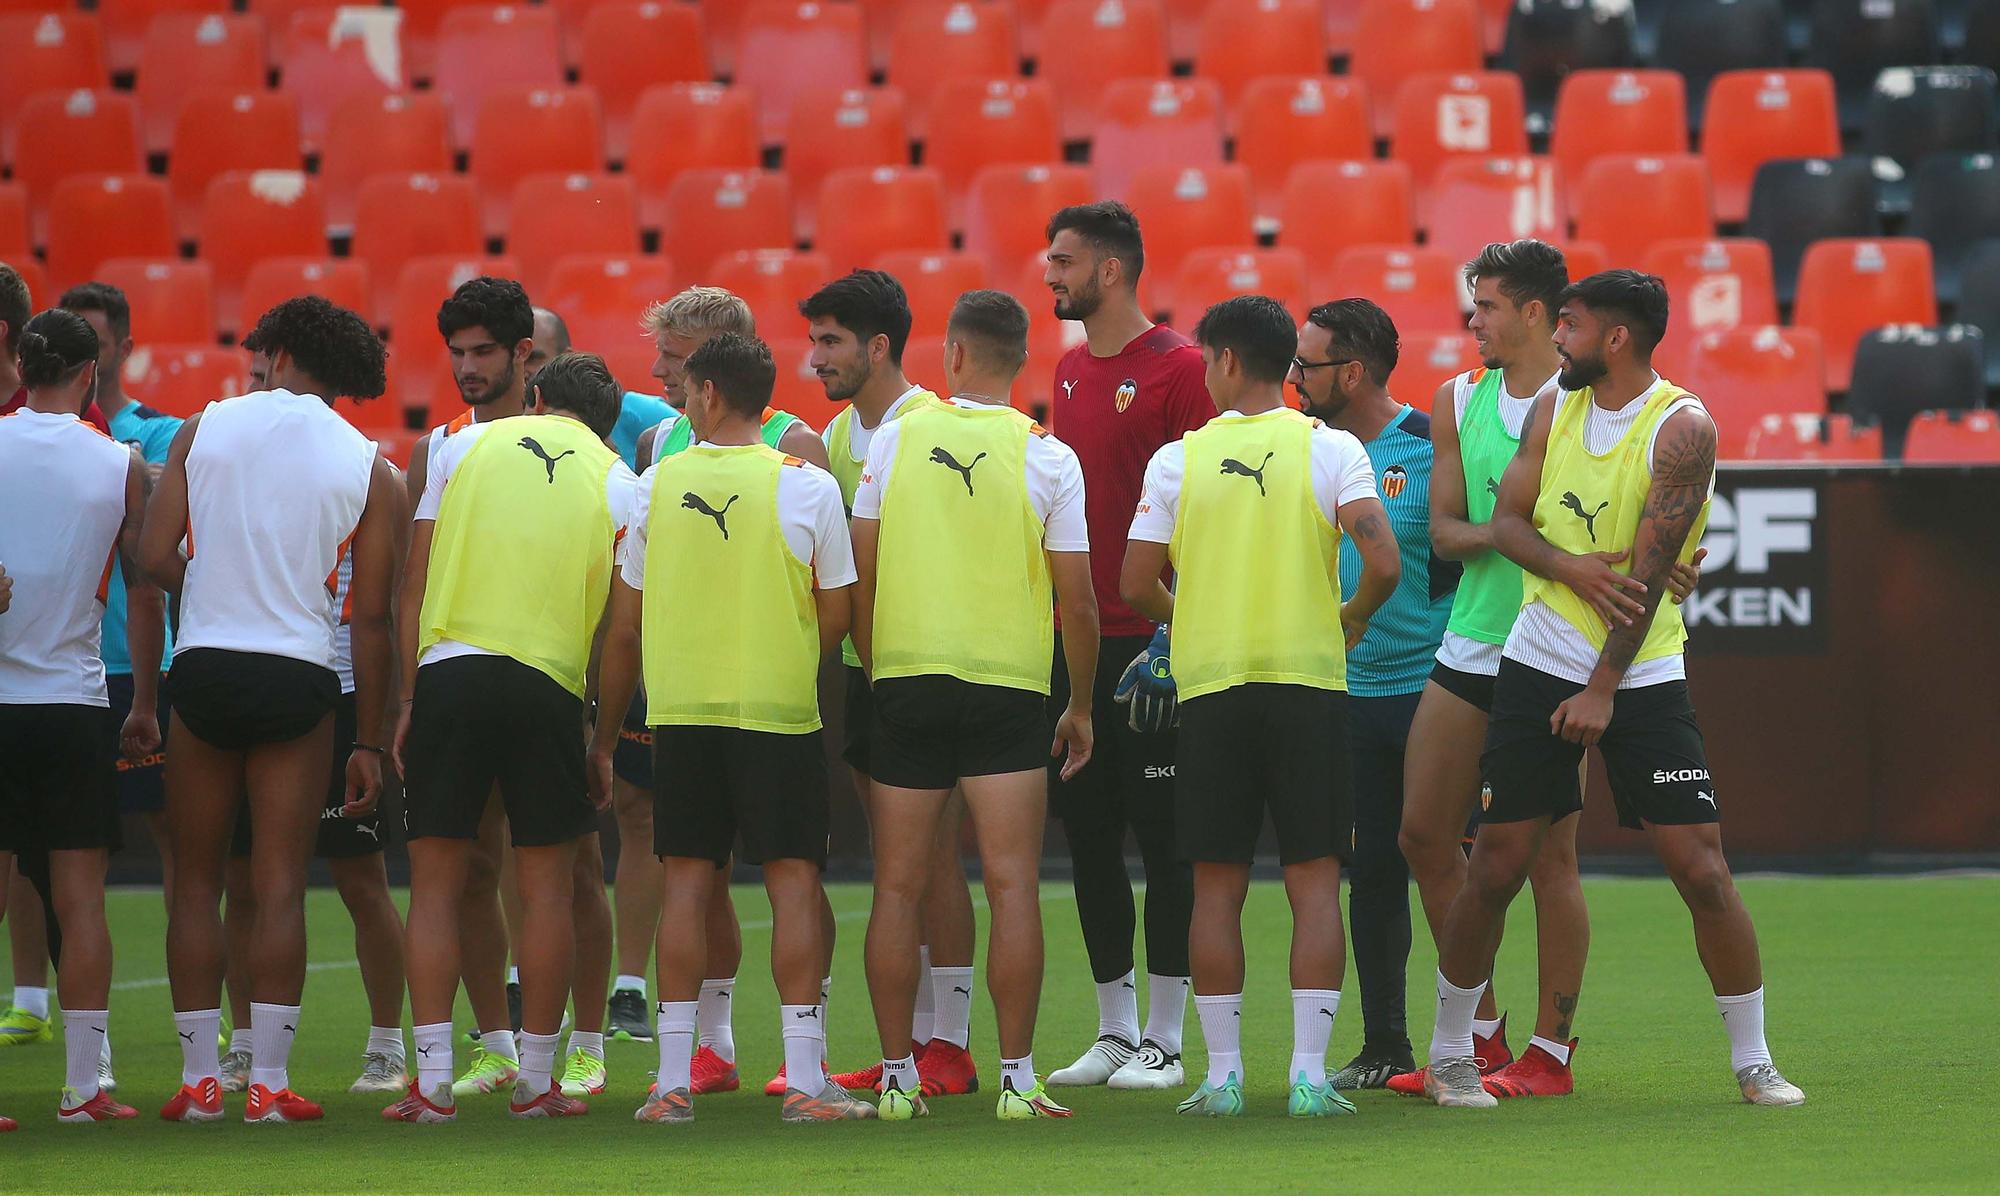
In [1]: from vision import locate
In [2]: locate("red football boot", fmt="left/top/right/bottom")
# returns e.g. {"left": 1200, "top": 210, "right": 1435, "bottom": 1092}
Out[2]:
{"left": 1483, "top": 1038, "right": 1576, "bottom": 1098}
{"left": 58, "top": 1089, "right": 138, "bottom": 1123}
{"left": 1385, "top": 1067, "right": 1426, "bottom": 1096}
{"left": 509, "top": 1080, "right": 588, "bottom": 1119}
{"left": 0, "top": 1114, "right": 16, "bottom": 1132}
{"left": 160, "top": 1077, "right": 225, "bottom": 1122}
{"left": 917, "top": 1040, "right": 980, "bottom": 1096}
{"left": 244, "top": 1083, "right": 324, "bottom": 1123}
{"left": 690, "top": 1045, "right": 740, "bottom": 1094}
{"left": 1475, "top": 1015, "right": 1514, "bottom": 1075}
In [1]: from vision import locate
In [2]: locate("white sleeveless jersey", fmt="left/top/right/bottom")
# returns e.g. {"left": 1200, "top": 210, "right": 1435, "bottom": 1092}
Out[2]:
{"left": 0, "top": 409, "right": 133, "bottom": 705}
{"left": 178, "top": 389, "right": 376, "bottom": 671}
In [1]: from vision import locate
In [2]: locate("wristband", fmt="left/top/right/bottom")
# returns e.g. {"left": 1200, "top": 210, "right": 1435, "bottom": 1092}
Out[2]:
{"left": 352, "top": 743, "right": 386, "bottom": 755}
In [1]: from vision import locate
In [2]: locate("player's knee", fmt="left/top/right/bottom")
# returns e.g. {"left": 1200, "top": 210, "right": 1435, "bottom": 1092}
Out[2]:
{"left": 1465, "top": 846, "right": 1532, "bottom": 904}
{"left": 1666, "top": 851, "right": 1735, "bottom": 916}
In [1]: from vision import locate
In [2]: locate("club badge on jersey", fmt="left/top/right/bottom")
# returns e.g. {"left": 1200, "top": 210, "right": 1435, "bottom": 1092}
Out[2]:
{"left": 1381, "top": 464, "right": 1408, "bottom": 499}
{"left": 1115, "top": 378, "right": 1138, "bottom": 413}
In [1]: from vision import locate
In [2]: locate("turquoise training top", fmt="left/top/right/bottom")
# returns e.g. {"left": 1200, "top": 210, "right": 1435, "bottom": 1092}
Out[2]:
{"left": 1336, "top": 405, "right": 1459, "bottom": 697}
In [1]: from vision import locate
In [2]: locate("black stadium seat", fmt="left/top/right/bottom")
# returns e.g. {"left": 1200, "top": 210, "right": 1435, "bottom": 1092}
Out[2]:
{"left": 1656, "top": 0, "right": 1788, "bottom": 128}
{"left": 1906, "top": 153, "right": 2000, "bottom": 303}
{"left": 1862, "top": 66, "right": 1999, "bottom": 214}
{"left": 1951, "top": 239, "right": 2000, "bottom": 388}
{"left": 1502, "top": 0, "right": 1636, "bottom": 128}
{"left": 1962, "top": 3, "right": 2000, "bottom": 74}
{"left": 1808, "top": 0, "right": 1943, "bottom": 128}
{"left": 1745, "top": 156, "right": 1883, "bottom": 305}
{"left": 1847, "top": 323, "right": 1986, "bottom": 457}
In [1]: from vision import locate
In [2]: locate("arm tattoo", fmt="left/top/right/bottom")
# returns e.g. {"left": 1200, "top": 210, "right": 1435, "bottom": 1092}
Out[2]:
{"left": 1352, "top": 512, "right": 1385, "bottom": 541}
{"left": 1593, "top": 414, "right": 1715, "bottom": 678}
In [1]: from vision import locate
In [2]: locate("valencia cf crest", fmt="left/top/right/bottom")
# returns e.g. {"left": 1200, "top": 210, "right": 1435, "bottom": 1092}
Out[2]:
{"left": 1114, "top": 378, "right": 1138, "bottom": 413}
{"left": 1381, "top": 464, "right": 1409, "bottom": 499}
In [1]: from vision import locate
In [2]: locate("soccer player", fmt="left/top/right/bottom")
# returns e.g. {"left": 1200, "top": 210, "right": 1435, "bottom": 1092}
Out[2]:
{"left": 529, "top": 304, "right": 672, "bottom": 470}
{"left": 140, "top": 296, "right": 401, "bottom": 1124}
{"left": 385, "top": 351, "right": 636, "bottom": 1122}
{"left": 0, "top": 308, "right": 160, "bottom": 1123}
{"left": 0, "top": 263, "right": 108, "bottom": 432}
{"left": 635, "top": 287, "right": 829, "bottom": 471}
{"left": 1286, "top": 299, "right": 1457, "bottom": 1089}
{"left": 852, "top": 289, "right": 1096, "bottom": 1122}
{"left": 1040, "top": 202, "right": 1209, "bottom": 1090}
{"left": 1423, "top": 270, "right": 1803, "bottom": 1110}
{"left": 1120, "top": 295, "right": 1399, "bottom": 1118}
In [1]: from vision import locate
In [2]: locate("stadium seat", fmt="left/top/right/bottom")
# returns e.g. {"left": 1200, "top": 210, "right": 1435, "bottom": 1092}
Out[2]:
{"left": 45, "top": 174, "right": 175, "bottom": 296}
{"left": 0, "top": 14, "right": 107, "bottom": 164}
{"left": 351, "top": 173, "right": 484, "bottom": 323}
{"left": 873, "top": 250, "right": 989, "bottom": 338}
{"left": 1847, "top": 323, "right": 1984, "bottom": 457}
{"left": 627, "top": 84, "right": 762, "bottom": 228}
{"left": 135, "top": 13, "right": 265, "bottom": 156}
{"left": 1681, "top": 325, "right": 1827, "bottom": 459}
{"left": 320, "top": 93, "right": 452, "bottom": 235}
{"left": 11, "top": 90, "right": 140, "bottom": 248}
{"left": 1951, "top": 237, "right": 2000, "bottom": 388}
{"left": 540, "top": 253, "right": 680, "bottom": 357}
{"left": 1743, "top": 157, "right": 1882, "bottom": 306}
{"left": 1906, "top": 153, "right": 2000, "bottom": 304}
{"left": 1548, "top": 70, "right": 1688, "bottom": 211}
{"left": 1653, "top": 0, "right": 1787, "bottom": 127}
{"left": 506, "top": 172, "right": 640, "bottom": 297}
{"left": 1424, "top": 156, "right": 1568, "bottom": 269}
{"left": 278, "top": 8, "right": 407, "bottom": 157}
{"left": 1169, "top": 247, "right": 1309, "bottom": 329}
{"left": 925, "top": 79, "right": 1061, "bottom": 230}
{"left": 656, "top": 169, "right": 795, "bottom": 288}
{"left": 1390, "top": 331, "right": 1480, "bottom": 406}
{"left": 1555, "top": 239, "right": 1611, "bottom": 280}
{"left": 0, "top": 184, "right": 25, "bottom": 261}
{"left": 783, "top": 87, "right": 910, "bottom": 246}
{"left": 1, "top": 258, "right": 48, "bottom": 313}
{"left": 887, "top": 2, "right": 1020, "bottom": 139}
{"left": 1275, "top": 159, "right": 1416, "bottom": 300}
{"left": 707, "top": 248, "right": 836, "bottom": 337}
{"left": 1740, "top": 412, "right": 1882, "bottom": 462}
{"left": 198, "top": 170, "right": 328, "bottom": 336}
{"left": 962, "top": 163, "right": 1094, "bottom": 283}
{"left": 386, "top": 254, "right": 521, "bottom": 410}
{"left": 765, "top": 336, "right": 845, "bottom": 433}
{"left": 120, "top": 344, "right": 251, "bottom": 418}
{"left": 237, "top": 257, "right": 371, "bottom": 337}
{"left": 96, "top": 257, "right": 218, "bottom": 345}
{"left": 1792, "top": 238, "right": 1938, "bottom": 392}
{"left": 433, "top": 5, "right": 564, "bottom": 150}
{"left": 815, "top": 166, "right": 950, "bottom": 272}
{"left": 1639, "top": 239, "right": 1780, "bottom": 381}
{"left": 577, "top": 2, "right": 707, "bottom": 163}
{"left": 1124, "top": 163, "right": 1254, "bottom": 318}
{"left": 1351, "top": 0, "right": 1484, "bottom": 139}
{"left": 99, "top": 0, "right": 230, "bottom": 73}
{"left": 1192, "top": 0, "right": 1327, "bottom": 112}
{"left": 1573, "top": 155, "right": 1714, "bottom": 270}
{"left": 1901, "top": 408, "right": 2000, "bottom": 463}
{"left": 1967, "top": 2, "right": 2000, "bottom": 72}
{"left": 168, "top": 89, "right": 302, "bottom": 242}
{"left": 1037, "top": 0, "right": 1170, "bottom": 143}
{"left": 1701, "top": 70, "right": 1842, "bottom": 223}
{"left": 1808, "top": 0, "right": 1941, "bottom": 126}
{"left": 1864, "top": 66, "right": 1998, "bottom": 173}
{"left": 1012, "top": 0, "right": 1058, "bottom": 59}
{"left": 1389, "top": 72, "right": 1530, "bottom": 193}
{"left": 1092, "top": 78, "right": 1225, "bottom": 203}
{"left": 1328, "top": 245, "right": 1465, "bottom": 335}
{"left": 468, "top": 88, "right": 606, "bottom": 239}
{"left": 1234, "top": 77, "right": 1373, "bottom": 226}
{"left": 1501, "top": 0, "right": 1636, "bottom": 120}
{"left": 737, "top": 1, "right": 869, "bottom": 146}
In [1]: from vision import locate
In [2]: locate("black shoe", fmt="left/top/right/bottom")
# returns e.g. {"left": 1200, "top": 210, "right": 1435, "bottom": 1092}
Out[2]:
{"left": 1330, "top": 1044, "right": 1416, "bottom": 1091}
{"left": 507, "top": 981, "right": 524, "bottom": 1035}
{"left": 607, "top": 989, "right": 653, "bottom": 1042}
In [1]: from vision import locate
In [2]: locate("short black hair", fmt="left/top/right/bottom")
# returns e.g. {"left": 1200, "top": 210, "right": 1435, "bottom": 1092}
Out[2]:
{"left": 1561, "top": 269, "right": 1671, "bottom": 355}
{"left": 1307, "top": 298, "right": 1399, "bottom": 387}
{"left": 1464, "top": 239, "right": 1569, "bottom": 318}
{"left": 1193, "top": 295, "right": 1297, "bottom": 384}
{"left": 59, "top": 281, "right": 131, "bottom": 343}
{"left": 684, "top": 331, "right": 776, "bottom": 418}
{"left": 0, "top": 262, "right": 30, "bottom": 354}
{"left": 531, "top": 351, "right": 621, "bottom": 438}
{"left": 437, "top": 275, "right": 533, "bottom": 347}
{"left": 798, "top": 270, "right": 911, "bottom": 366}
{"left": 17, "top": 308, "right": 99, "bottom": 389}
{"left": 1045, "top": 200, "right": 1145, "bottom": 284}
{"left": 946, "top": 290, "right": 1030, "bottom": 376}
{"left": 241, "top": 296, "right": 388, "bottom": 399}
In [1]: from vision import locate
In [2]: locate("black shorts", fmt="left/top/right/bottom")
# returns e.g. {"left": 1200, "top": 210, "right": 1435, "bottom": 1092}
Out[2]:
{"left": 1047, "top": 631, "right": 1177, "bottom": 823}
{"left": 230, "top": 692, "right": 387, "bottom": 860}
{"left": 613, "top": 692, "right": 654, "bottom": 789}
{"left": 1428, "top": 660, "right": 1497, "bottom": 714}
{"left": 840, "top": 666, "right": 874, "bottom": 776}
{"left": 402, "top": 654, "right": 595, "bottom": 848}
{"left": 109, "top": 671, "right": 171, "bottom": 814}
{"left": 170, "top": 647, "right": 338, "bottom": 751}
{"left": 0, "top": 703, "right": 121, "bottom": 853}
{"left": 1176, "top": 683, "right": 1351, "bottom": 867}
{"left": 652, "top": 726, "right": 829, "bottom": 868}
{"left": 1482, "top": 659, "right": 1719, "bottom": 831}
{"left": 869, "top": 673, "right": 1048, "bottom": 792}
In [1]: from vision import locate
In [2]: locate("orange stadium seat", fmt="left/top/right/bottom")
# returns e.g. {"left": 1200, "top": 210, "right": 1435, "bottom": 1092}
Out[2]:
{"left": 12, "top": 90, "right": 140, "bottom": 248}
{"left": 1639, "top": 238, "right": 1779, "bottom": 380}
{"left": 1791, "top": 238, "right": 1938, "bottom": 392}
{"left": 707, "top": 248, "right": 836, "bottom": 336}
{"left": 238, "top": 257, "right": 372, "bottom": 335}
{"left": 469, "top": 88, "right": 606, "bottom": 239}
{"left": 578, "top": 1, "right": 707, "bottom": 162}
{"left": 352, "top": 173, "right": 483, "bottom": 323}
{"left": 1276, "top": 159, "right": 1416, "bottom": 299}
{"left": 1170, "top": 247, "right": 1309, "bottom": 328}
{"left": 737, "top": 1, "right": 869, "bottom": 146}
{"left": 506, "top": 172, "right": 640, "bottom": 297}
{"left": 1390, "top": 72, "right": 1530, "bottom": 193}
{"left": 278, "top": 8, "right": 408, "bottom": 157}
{"left": 168, "top": 89, "right": 302, "bottom": 242}
{"left": 1702, "top": 70, "right": 1841, "bottom": 224}
{"left": 784, "top": 87, "right": 910, "bottom": 246}
{"left": 1741, "top": 412, "right": 1880, "bottom": 463}
{"left": 46, "top": 174, "right": 174, "bottom": 295}
{"left": 1390, "top": 332, "right": 1479, "bottom": 405}
{"left": 434, "top": 5, "right": 564, "bottom": 150}
{"left": 1124, "top": 163, "right": 1254, "bottom": 318}
{"left": 1681, "top": 325, "right": 1826, "bottom": 458}
{"left": 887, "top": 2, "right": 1020, "bottom": 139}
{"left": 386, "top": 255, "right": 521, "bottom": 416}
{"left": 320, "top": 93, "right": 452, "bottom": 235}
{"left": 135, "top": 13, "right": 265, "bottom": 156}
{"left": 121, "top": 344, "right": 251, "bottom": 418}
{"left": 1424, "top": 156, "right": 1568, "bottom": 268}
{"left": 1193, "top": 0, "right": 1327, "bottom": 111}
{"left": 199, "top": 170, "right": 328, "bottom": 335}
{"left": 541, "top": 253, "right": 679, "bottom": 357}
{"left": 765, "top": 336, "right": 845, "bottom": 433}
{"left": 1548, "top": 69, "right": 1688, "bottom": 212}
{"left": 1552, "top": 240, "right": 1610, "bottom": 280}
{"left": 962, "top": 163, "right": 1094, "bottom": 283}
{"left": 1352, "top": 0, "right": 1484, "bottom": 139}
{"left": 1572, "top": 154, "right": 1713, "bottom": 270}
{"left": 873, "top": 249, "right": 989, "bottom": 338}
{"left": 1012, "top": 0, "right": 1058, "bottom": 59}
{"left": 1902, "top": 410, "right": 2000, "bottom": 464}
{"left": 1328, "top": 245, "right": 1465, "bottom": 335}
{"left": 1038, "top": 0, "right": 1170, "bottom": 143}
{"left": 1235, "top": 77, "right": 1373, "bottom": 225}
{"left": 0, "top": 184, "right": 25, "bottom": 260}
{"left": 627, "top": 84, "right": 762, "bottom": 228}
{"left": 3, "top": 259, "right": 49, "bottom": 313}
{"left": 99, "top": 0, "right": 229, "bottom": 74}
{"left": 656, "top": 169, "right": 795, "bottom": 283}
{"left": 96, "top": 258, "right": 218, "bottom": 345}
{"left": 1092, "top": 78, "right": 1224, "bottom": 204}
{"left": 925, "top": 79, "right": 1062, "bottom": 230}
{"left": 0, "top": 14, "right": 107, "bottom": 164}
{"left": 1323, "top": 0, "right": 1364, "bottom": 56}
{"left": 815, "top": 166, "right": 950, "bottom": 271}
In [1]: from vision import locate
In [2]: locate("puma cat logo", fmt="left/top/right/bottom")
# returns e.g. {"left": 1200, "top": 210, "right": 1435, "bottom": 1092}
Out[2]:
{"left": 518, "top": 436, "right": 575, "bottom": 484}
{"left": 1560, "top": 491, "right": 1610, "bottom": 543}
{"left": 794, "top": 1007, "right": 820, "bottom": 1020}
{"left": 682, "top": 492, "right": 740, "bottom": 539}
{"left": 929, "top": 446, "right": 987, "bottom": 496}
{"left": 1219, "top": 451, "right": 1275, "bottom": 496}
{"left": 354, "top": 822, "right": 381, "bottom": 842}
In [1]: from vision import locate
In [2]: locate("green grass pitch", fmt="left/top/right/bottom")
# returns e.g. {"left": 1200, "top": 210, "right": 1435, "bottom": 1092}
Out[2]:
{"left": 2, "top": 875, "right": 1995, "bottom": 1192}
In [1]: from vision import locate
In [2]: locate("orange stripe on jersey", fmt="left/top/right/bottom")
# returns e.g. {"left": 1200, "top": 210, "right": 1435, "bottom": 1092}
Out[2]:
{"left": 183, "top": 512, "right": 194, "bottom": 560}
{"left": 1029, "top": 421, "right": 1049, "bottom": 437}
{"left": 326, "top": 531, "right": 357, "bottom": 622}
{"left": 1467, "top": 366, "right": 1489, "bottom": 384}
{"left": 446, "top": 409, "right": 477, "bottom": 435}
{"left": 96, "top": 543, "right": 116, "bottom": 605}
{"left": 781, "top": 454, "right": 805, "bottom": 467}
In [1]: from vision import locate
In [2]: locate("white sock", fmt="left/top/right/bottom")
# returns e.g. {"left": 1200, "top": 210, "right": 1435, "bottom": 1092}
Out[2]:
{"left": 14, "top": 985, "right": 50, "bottom": 1019}
{"left": 999, "top": 1054, "right": 1035, "bottom": 1093}
{"left": 567, "top": 1029, "right": 605, "bottom": 1061}
{"left": 932, "top": 965, "right": 974, "bottom": 1049}
{"left": 613, "top": 974, "right": 647, "bottom": 997}
{"left": 64, "top": 1009, "right": 107, "bottom": 1100}
{"left": 249, "top": 1002, "right": 300, "bottom": 1091}
{"left": 1144, "top": 973, "right": 1190, "bottom": 1054}
{"left": 881, "top": 1052, "right": 918, "bottom": 1093}
{"left": 1290, "top": 989, "right": 1339, "bottom": 1086}
{"left": 413, "top": 1022, "right": 454, "bottom": 1093}
{"left": 1715, "top": 987, "right": 1773, "bottom": 1072}
{"left": 517, "top": 1030, "right": 559, "bottom": 1094}
{"left": 1429, "top": 971, "right": 1487, "bottom": 1065}
{"left": 507, "top": 966, "right": 520, "bottom": 986}
{"left": 657, "top": 1001, "right": 697, "bottom": 1092}
{"left": 480, "top": 1028, "right": 518, "bottom": 1063}
{"left": 911, "top": 945, "right": 935, "bottom": 1043}
{"left": 1194, "top": 992, "right": 1243, "bottom": 1086}
{"left": 782, "top": 1006, "right": 826, "bottom": 1096}
{"left": 818, "top": 974, "right": 832, "bottom": 1064}
{"left": 697, "top": 978, "right": 736, "bottom": 1062}
{"left": 100, "top": 1034, "right": 113, "bottom": 1070}
{"left": 228, "top": 1028, "right": 253, "bottom": 1054}
{"left": 1096, "top": 969, "right": 1140, "bottom": 1045}
{"left": 1471, "top": 1015, "right": 1504, "bottom": 1041}
{"left": 175, "top": 1008, "right": 222, "bottom": 1086}
{"left": 1528, "top": 1034, "right": 1573, "bottom": 1066}
{"left": 366, "top": 1025, "right": 404, "bottom": 1061}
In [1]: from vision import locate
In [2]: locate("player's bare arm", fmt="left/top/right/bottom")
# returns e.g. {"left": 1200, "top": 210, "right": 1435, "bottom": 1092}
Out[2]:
{"left": 1118, "top": 538, "right": 1174, "bottom": 625}
{"left": 587, "top": 577, "right": 643, "bottom": 808}
{"left": 814, "top": 582, "right": 854, "bottom": 662}
{"left": 849, "top": 516, "right": 879, "bottom": 675}
{"left": 1427, "top": 379, "right": 1491, "bottom": 561}
{"left": 390, "top": 515, "right": 434, "bottom": 776}
{"left": 120, "top": 446, "right": 165, "bottom": 759}
{"left": 344, "top": 454, "right": 402, "bottom": 815}
{"left": 1050, "top": 548, "right": 1098, "bottom": 780}
{"left": 635, "top": 423, "right": 660, "bottom": 473}
{"left": 780, "top": 421, "right": 833, "bottom": 472}
{"left": 1492, "top": 393, "right": 1647, "bottom": 628}
{"left": 1338, "top": 496, "right": 1400, "bottom": 649}
{"left": 136, "top": 412, "right": 200, "bottom": 594}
